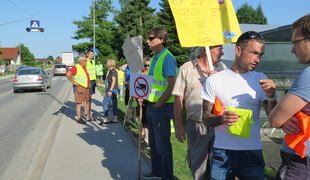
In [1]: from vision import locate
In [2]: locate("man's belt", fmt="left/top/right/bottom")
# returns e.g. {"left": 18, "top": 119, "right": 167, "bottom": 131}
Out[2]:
{"left": 281, "top": 151, "right": 308, "bottom": 165}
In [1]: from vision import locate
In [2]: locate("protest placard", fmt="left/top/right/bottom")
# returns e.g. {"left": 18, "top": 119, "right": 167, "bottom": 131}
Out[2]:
{"left": 121, "top": 35, "right": 143, "bottom": 73}
{"left": 168, "top": 0, "right": 241, "bottom": 47}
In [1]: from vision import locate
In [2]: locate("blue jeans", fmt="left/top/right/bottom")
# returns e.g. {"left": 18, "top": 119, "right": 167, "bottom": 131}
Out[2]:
{"left": 102, "top": 89, "right": 118, "bottom": 117}
{"left": 147, "top": 102, "right": 174, "bottom": 180}
{"left": 211, "top": 148, "right": 265, "bottom": 180}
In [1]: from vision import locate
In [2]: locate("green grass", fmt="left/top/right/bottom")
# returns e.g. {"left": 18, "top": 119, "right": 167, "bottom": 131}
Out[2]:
{"left": 98, "top": 82, "right": 192, "bottom": 180}
{"left": 98, "top": 82, "right": 276, "bottom": 180}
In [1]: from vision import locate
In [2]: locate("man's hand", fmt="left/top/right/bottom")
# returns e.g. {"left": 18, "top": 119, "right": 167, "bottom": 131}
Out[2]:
{"left": 222, "top": 111, "right": 239, "bottom": 126}
{"left": 107, "top": 91, "right": 112, "bottom": 97}
{"left": 282, "top": 116, "right": 301, "bottom": 134}
{"left": 138, "top": 98, "right": 143, "bottom": 106}
{"left": 259, "top": 79, "right": 276, "bottom": 98}
{"left": 175, "top": 125, "right": 186, "bottom": 143}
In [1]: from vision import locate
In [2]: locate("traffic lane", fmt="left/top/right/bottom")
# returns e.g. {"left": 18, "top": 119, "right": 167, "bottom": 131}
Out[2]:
{"left": 0, "top": 76, "right": 70, "bottom": 179}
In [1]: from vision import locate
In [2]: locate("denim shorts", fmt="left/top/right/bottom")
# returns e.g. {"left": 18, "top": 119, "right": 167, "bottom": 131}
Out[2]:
{"left": 211, "top": 148, "right": 265, "bottom": 180}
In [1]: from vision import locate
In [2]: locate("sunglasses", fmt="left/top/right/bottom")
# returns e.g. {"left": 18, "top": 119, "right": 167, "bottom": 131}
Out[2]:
{"left": 144, "top": 64, "right": 149, "bottom": 68}
{"left": 148, "top": 36, "right": 159, "bottom": 41}
{"left": 237, "top": 31, "right": 264, "bottom": 45}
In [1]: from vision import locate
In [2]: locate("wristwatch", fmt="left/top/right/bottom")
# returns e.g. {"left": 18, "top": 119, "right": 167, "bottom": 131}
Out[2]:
{"left": 266, "top": 92, "right": 277, "bottom": 102}
{"left": 109, "top": 89, "right": 112, "bottom": 92}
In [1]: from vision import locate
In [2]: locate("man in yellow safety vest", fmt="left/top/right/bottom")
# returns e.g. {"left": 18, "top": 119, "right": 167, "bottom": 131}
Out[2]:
{"left": 84, "top": 50, "right": 96, "bottom": 120}
{"left": 66, "top": 54, "right": 91, "bottom": 124}
{"left": 117, "top": 65, "right": 125, "bottom": 100}
{"left": 95, "top": 61, "right": 103, "bottom": 87}
{"left": 141, "top": 27, "right": 177, "bottom": 180}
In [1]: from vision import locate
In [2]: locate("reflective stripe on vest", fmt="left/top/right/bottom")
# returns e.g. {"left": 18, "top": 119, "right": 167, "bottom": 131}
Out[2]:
{"left": 73, "top": 64, "right": 88, "bottom": 88}
{"left": 86, "top": 59, "right": 96, "bottom": 80}
{"left": 147, "top": 49, "right": 177, "bottom": 103}
{"left": 96, "top": 64, "right": 103, "bottom": 75}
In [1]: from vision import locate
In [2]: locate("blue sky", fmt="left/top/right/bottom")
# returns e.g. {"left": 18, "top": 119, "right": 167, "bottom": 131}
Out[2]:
{"left": 0, "top": 0, "right": 309, "bottom": 59}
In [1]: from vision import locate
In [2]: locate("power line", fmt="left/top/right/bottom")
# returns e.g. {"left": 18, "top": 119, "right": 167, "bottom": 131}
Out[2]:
{"left": 6, "top": 0, "right": 33, "bottom": 16}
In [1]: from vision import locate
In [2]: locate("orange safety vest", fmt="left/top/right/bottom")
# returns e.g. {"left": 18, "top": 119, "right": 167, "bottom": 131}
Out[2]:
{"left": 284, "top": 111, "right": 310, "bottom": 158}
{"left": 213, "top": 97, "right": 223, "bottom": 115}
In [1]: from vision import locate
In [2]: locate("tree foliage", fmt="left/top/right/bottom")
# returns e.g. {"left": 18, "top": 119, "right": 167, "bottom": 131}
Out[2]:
{"left": 19, "top": 44, "right": 36, "bottom": 66}
{"left": 236, "top": 3, "right": 267, "bottom": 24}
{"left": 47, "top": 55, "right": 54, "bottom": 61}
{"left": 156, "top": 0, "right": 189, "bottom": 67}
{"left": 72, "top": 0, "right": 190, "bottom": 70}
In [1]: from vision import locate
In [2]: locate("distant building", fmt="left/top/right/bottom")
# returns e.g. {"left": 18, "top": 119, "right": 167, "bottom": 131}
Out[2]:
{"left": 0, "top": 47, "right": 21, "bottom": 65}
{"left": 55, "top": 58, "right": 62, "bottom": 63}
{"left": 0, "top": 47, "right": 22, "bottom": 72}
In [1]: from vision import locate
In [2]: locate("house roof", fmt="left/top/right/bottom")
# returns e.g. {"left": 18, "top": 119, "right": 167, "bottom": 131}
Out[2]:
{"left": 36, "top": 58, "right": 47, "bottom": 61}
{"left": 0, "top": 47, "right": 19, "bottom": 59}
{"left": 55, "top": 58, "right": 62, "bottom": 62}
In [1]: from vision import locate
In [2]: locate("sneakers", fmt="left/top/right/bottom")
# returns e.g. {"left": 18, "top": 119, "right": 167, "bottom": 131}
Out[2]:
{"left": 141, "top": 172, "right": 161, "bottom": 179}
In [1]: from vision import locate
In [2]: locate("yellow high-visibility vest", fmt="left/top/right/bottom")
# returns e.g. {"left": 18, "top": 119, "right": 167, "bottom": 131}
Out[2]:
{"left": 86, "top": 59, "right": 96, "bottom": 81}
{"left": 147, "top": 49, "right": 177, "bottom": 103}
{"left": 95, "top": 64, "right": 103, "bottom": 75}
{"left": 118, "top": 70, "right": 125, "bottom": 85}
{"left": 73, "top": 64, "right": 89, "bottom": 88}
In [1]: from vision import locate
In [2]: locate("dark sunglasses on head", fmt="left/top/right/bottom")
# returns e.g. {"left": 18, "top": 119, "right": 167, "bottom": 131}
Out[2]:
{"left": 144, "top": 64, "right": 149, "bottom": 68}
{"left": 148, "top": 36, "right": 159, "bottom": 41}
{"left": 237, "top": 31, "right": 264, "bottom": 45}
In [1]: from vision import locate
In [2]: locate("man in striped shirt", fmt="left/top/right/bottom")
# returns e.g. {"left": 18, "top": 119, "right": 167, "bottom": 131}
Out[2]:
{"left": 172, "top": 46, "right": 225, "bottom": 180}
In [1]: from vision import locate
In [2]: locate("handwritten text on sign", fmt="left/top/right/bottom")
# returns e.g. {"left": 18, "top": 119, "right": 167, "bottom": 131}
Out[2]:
{"left": 168, "top": 0, "right": 241, "bottom": 47}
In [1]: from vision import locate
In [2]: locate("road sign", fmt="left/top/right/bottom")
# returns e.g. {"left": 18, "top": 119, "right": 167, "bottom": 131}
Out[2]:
{"left": 92, "top": 49, "right": 98, "bottom": 56}
{"left": 30, "top": 20, "right": 40, "bottom": 32}
{"left": 134, "top": 77, "right": 149, "bottom": 98}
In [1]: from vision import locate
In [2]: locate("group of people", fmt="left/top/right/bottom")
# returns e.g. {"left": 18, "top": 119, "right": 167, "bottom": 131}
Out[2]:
{"left": 66, "top": 13, "right": 310, "bottom": 180}
{"left": 141, "top": 15, "right": 310, "bottom": 180}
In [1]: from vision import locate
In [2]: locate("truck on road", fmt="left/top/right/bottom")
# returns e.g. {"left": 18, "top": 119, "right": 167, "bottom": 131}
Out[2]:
{"left": 61, "top": 52, "right": 75, "bottom": 69}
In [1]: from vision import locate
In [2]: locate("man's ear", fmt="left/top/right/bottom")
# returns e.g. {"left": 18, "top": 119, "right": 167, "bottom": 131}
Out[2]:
{"left": 235, "top": 46, "right": 242, "bottom": 57}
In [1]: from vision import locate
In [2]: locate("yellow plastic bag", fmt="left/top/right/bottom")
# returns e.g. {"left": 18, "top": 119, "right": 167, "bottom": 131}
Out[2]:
{"left": 226, "top": 106, "right": 254, "bottom": 138}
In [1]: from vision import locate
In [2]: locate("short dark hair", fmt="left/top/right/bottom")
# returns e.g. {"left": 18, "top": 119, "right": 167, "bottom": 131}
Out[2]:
{"left": 292, "top": 14, "right": 310, "bottom": 38}
{"left": 236, "top": 31, "right": 265, "bottom": 50}
{"left": 149, "top": 27, "right": 168, "bottom": 47}
{"left": 87, "top": 49, "right": 94, "bottom": 54}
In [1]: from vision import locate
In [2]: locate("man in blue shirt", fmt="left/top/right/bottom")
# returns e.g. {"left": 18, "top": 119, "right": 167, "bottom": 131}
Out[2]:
{"left": 141, "top": 27, "right": 177, "bottom": 180}
{"left": 269, "top": 14, "right": 310, "bottom": 180}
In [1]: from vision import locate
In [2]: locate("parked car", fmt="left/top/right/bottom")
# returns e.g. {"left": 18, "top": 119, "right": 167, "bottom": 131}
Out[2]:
{"left": 54, "top": 64, "right": 67, "bottom": 75}
{"left": 15, "top": 66, "right": 32, "bottom": 75}
{"left": 13, "top": 67, "right": 51, "bottom": 93}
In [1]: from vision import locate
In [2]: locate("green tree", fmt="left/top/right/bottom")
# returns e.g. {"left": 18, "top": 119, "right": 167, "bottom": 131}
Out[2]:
{"left": 115, "top": 0, "right": 156, "bottom": 58}
{"left": 47, "top": 55, "right": 54, "bottom": 61}
{"left": 236, "top": 3, "right": 268, "bottom": 24}
{"left": 19, "top": 44, "right": 36, "bottom": 66}
{"left": 156, "top": 0, "right": 189, "bottom": 67}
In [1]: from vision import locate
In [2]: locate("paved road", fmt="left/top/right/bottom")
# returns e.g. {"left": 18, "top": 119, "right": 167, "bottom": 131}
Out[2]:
{"left": 0, "top": 70, "right": 72, "bottom": 179}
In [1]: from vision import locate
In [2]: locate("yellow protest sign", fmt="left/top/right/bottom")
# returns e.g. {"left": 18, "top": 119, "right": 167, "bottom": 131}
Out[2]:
{"left": 168, "top": 0, "right": 241, "bottom": 47}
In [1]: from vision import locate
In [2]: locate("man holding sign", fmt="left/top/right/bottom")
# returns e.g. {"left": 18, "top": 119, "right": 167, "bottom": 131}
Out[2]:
{"left": 172, "top": 45, "right": 225, "bottom": 180}
{"left": 141, "top": 27, "right": 177, "bottom": 180}
{"left": 199, "top": 31, "right": 277, "bottom": 180}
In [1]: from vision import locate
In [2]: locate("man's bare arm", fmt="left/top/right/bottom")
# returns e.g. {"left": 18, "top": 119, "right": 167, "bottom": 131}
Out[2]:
{"left": 202, "top": 99, "right": 239, "bottom": 127}
{"left": 202, "top": 100, "right": 223, "bottom": 127}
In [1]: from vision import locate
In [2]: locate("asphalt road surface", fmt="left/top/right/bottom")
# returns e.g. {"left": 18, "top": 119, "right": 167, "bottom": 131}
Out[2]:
{"left": 0, "top": 69, "right": 71, "bottom": 179}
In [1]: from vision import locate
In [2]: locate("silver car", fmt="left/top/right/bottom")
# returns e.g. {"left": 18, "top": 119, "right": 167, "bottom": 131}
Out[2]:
{"left": 13, "top": 67, "right": 51, "bottom": 93}
{"left": 53, "top": 64, "right": 67, "bottom": 75}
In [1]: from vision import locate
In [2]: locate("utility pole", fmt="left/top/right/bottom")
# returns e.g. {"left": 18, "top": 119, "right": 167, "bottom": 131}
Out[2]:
{"left": 93, "top": 0, "right": 96, "bottom": 62}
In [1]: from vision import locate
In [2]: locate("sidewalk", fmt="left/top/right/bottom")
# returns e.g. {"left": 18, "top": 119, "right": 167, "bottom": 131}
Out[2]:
{"left": 26, "top": 85, "right": 151, "bottom": 180}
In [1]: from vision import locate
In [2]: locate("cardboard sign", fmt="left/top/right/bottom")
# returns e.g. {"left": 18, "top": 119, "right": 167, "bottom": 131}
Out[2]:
{"left": 131, "top": 35, "right": 143, "bottom": 60}
{"left": 130, "top": 73, "right": 154, "bottom": 100}
{"left": 168, "top": 0, "right": 241, "bottom": 47}
{"left": 122, "top": 35, "right": 143, "bottom": 73}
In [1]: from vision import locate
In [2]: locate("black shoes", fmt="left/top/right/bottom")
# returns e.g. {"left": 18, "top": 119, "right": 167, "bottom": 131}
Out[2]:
{"left": 141, "top": 172, "right": 161, "bottom": 179}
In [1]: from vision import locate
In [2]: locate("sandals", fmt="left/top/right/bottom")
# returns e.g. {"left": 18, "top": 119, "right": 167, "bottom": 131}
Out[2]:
{"left": 77, "top": 119, "right": 86, "bottom": 124}
{"left": 86, "top": 117, "right": 96, "bottom": 121}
